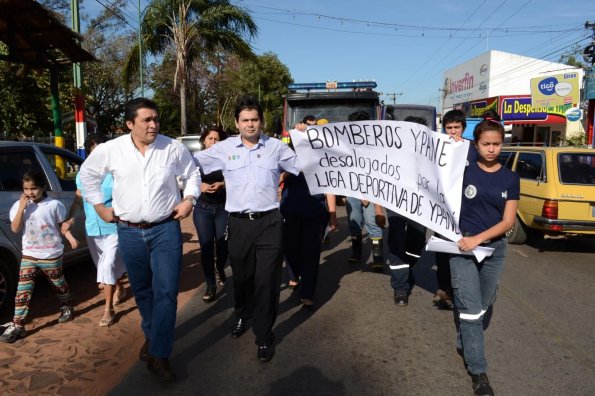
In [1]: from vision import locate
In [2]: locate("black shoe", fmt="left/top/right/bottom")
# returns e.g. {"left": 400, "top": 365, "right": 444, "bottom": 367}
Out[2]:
{"left": 139, "top": 339, "right": 151, "bottom": 361}
{"left": 58, "top": 305, "right": 75, "bottom": 323}
{"left": 257, "top": 343, "right": 275, "bottom": 362}
{"left": 202, "top": 285, "right": 216, "bottom": 303}
{"left": 348, "top": 235, "right": 362, "bottom": 262}
{"left": 394, "top": 290, "right": 409, "bottom": 307}
{"left": 231, "top": 318, "right": 246, "bottom": 338}
{"left": 471, "top": 373, "right": 494, "bottom": 396}
{"left": 147, "top": 357, "right": 176, "bottom": 382}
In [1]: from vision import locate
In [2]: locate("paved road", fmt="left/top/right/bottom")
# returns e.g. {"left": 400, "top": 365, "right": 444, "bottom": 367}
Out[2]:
{"left": 111, "top": 208, "right": 595, "bottom": 396}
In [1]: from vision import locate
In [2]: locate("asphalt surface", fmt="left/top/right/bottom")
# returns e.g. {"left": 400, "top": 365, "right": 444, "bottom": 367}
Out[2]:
{"left": 110, "top": 208, "right": 595, "bottom": 396}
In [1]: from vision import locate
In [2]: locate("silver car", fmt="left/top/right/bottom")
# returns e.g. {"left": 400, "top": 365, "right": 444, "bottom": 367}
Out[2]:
{"left": 0, "top": 142, "right": 89, "bottom": 314}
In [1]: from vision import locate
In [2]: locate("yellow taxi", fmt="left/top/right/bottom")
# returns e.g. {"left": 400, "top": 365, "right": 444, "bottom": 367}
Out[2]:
{"left": 497, "top": 146, "right": 595, "bottom": 244}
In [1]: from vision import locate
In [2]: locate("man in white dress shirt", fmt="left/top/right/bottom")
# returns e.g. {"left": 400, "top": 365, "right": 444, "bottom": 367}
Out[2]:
{"left": 79, "top": 98, "right": 199, "bottom": 381}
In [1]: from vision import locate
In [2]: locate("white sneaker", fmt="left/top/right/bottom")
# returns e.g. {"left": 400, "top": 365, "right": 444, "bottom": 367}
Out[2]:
{"left": 0, "top": 323, "right": 25, "bottom": 343}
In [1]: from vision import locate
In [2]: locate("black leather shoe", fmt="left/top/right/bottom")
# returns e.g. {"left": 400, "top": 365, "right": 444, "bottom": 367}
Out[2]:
{"left": 139, "top": 339, "right": 151, "bottom": 361}
{"left": 394, "top": 290, "right": 409, "bottom": 307}
{"left": 231, "top": 318, "right": 246, "bottom": 338}
{"left": 147, "top": 357, "right": 176, "bottom": 382}
{"left": 471, "top": 373, "right": 494, "bottom": 396}
{"left": 257, "top": 343, "right": 275, "bottom": 362}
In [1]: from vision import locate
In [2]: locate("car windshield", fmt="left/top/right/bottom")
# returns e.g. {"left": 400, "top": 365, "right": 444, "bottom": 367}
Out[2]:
{"left": 285, "top": 99, "right": 377, "bottom": 130}
{"left": 558, "top": 153, "right": 595, "bottom": 185}
{"left": 179, "top": 137, "right": 202, "bottom": 153}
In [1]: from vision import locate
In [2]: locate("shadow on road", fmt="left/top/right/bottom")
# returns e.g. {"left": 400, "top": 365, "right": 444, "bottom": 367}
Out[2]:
{"left": 264, "top": 365, "right": 346, "bottom": 395}
{"left": 524, "top": 233, "right": 595, "bottom": 253}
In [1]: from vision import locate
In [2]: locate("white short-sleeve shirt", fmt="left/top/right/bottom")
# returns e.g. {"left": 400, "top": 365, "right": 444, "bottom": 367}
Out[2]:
{"left": 10, "top": 197, "right": 66, "bottom": 259}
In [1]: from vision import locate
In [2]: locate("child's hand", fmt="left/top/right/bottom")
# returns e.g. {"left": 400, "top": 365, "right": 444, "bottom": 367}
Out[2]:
{"left": 61, "top": 220, "right": 73, "bottom": 235}
{"left": 68, "top": 237, "right": 79, "bottom": 249}
{"left": 65, "top": 232, "right": 79, "bottom": 249}
{"left": 18, "top": 193, "right": 29, "bottom": 209}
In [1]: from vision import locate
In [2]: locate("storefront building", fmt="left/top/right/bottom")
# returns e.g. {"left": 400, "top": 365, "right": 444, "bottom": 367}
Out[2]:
{"left": 442, "top": 50, "right": 584, "bottom": 145}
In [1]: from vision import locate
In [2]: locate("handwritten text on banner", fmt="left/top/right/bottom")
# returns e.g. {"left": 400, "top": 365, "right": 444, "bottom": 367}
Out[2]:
{"left": 290, "top": 120, "right": 469, "bottom": 241}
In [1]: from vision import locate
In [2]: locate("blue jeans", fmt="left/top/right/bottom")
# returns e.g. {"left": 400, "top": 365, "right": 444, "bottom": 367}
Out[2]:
{"left": 192, "top": 202, "right": 229, "bottom": 287}
{"left": 345, "top": 197, "right": 382, "bottom": 238}
{"left": 117, "top": 219, "right": 182, "bottom": 359}
{"left": 449, "top": 238, "right": 507, "bottom": 374}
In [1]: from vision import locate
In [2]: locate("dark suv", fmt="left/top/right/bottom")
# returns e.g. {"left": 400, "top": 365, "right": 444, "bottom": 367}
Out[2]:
{"left": 0, "top": 142, "right": 89, "bottom": 314}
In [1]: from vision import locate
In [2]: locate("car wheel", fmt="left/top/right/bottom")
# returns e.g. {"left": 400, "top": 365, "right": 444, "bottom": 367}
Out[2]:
{"left": 0, "top": 256, "right": 17, "bottom": 315}
{"left": 507, "top": 217, "right": 527, "bottom": 244}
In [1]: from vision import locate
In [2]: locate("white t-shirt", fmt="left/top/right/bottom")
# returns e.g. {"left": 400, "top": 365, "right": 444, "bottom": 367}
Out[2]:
{"left": 9, "top": 197, "right": 66, "bottom": 259}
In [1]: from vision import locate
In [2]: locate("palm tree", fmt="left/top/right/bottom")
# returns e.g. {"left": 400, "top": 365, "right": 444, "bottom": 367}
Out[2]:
{"left": 125, "top": 0, "right": 257, "bottom": 135}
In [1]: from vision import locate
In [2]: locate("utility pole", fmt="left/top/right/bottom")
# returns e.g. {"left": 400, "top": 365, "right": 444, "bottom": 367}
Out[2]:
{"left": 584, "top": 21, "right": 595, "bottom": 148}
{"left": 385, "top": 92, "right": 402, "bottom": 105}
{"left": 71, "top": 0, "right": 87, "bottom": 158}
{"left": 138, "top": 0, "right": 144, "bottom": 96}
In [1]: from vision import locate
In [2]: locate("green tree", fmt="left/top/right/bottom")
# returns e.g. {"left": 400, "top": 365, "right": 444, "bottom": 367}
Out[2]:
{"left": 125, "top": 0, "right": 257, "bottom": 135}
{"left": 218, "top": 52, "right": 292, "bottom": 134}
{"left": 82, "top": 1, "right": 139, "bottom": 135}
{"left": 559, "top": 44, "right": 588, "bottom": 70}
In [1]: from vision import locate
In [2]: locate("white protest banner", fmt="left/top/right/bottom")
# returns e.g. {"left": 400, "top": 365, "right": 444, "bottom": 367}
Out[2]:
{"left": 290, "top": 120, "right": 469, "bottom": 241}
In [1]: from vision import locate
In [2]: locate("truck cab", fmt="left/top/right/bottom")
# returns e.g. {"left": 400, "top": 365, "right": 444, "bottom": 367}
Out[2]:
{"left": 281, "top": 81, "right": 381, "bottom": 143}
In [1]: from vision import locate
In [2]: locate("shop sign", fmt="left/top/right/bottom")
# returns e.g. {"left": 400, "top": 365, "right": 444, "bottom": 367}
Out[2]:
{"left": 470, "top": 97, "right": 498, "bottom": 117}
{"left": 565, "top": 108, "right": 582, "bottom": 122}
{"left": 586, "top": 66, "right": 595, "bottom": 100}
{"left": 501, "top": 96, "right": 571, "bottom": 122}
{"left": 530, "top": 72, "right": 580, "bottom": 107}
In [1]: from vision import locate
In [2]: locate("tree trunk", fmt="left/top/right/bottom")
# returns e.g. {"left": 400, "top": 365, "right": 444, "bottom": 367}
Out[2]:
{"left": 180, "top": 63, "right": 187, "bottom": 135}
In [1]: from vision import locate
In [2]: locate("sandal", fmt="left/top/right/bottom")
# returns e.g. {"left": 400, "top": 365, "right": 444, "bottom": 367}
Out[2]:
{"left": 432, "top": 289, "right": 453, "bottom": 309}
{"left": 114, "top": 285, "right": 127, "bottom": 306}
{"left": 99, "top": 309, "right": 115, "bottom": 327}
{"left": 301, "top": 299, "right": 315, "bottom": 311}
{"left": 215, "top": 271, "right": 226, "bottom": 286}
{"left": 202, "top": 286, "right": 216, "bottom": 303}
{"left": 288, "top": 280, "right": 299, "bottom": 290}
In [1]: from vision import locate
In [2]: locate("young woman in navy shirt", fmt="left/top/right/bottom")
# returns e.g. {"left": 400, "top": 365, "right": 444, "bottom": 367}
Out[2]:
{"left": 451, "top": 119, "right": 520, "bottom": 396}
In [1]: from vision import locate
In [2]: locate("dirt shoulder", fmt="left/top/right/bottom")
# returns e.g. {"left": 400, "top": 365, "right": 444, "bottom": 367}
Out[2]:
{"left": 0, "top": 218, "right": 202, "bottom": 395}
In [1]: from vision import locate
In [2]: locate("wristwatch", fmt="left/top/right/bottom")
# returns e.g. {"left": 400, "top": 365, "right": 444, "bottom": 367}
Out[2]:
{"left": 185, "top": 196, "right": 197, "bottom": 206}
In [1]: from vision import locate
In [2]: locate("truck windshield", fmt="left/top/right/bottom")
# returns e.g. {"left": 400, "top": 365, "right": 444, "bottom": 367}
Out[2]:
{"left": 285, "top": 99, "right": 377, "bottom": 130}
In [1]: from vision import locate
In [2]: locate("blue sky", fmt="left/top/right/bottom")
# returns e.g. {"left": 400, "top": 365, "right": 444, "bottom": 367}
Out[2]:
{"left": 85, "top": 0, "right": 594, "bottom": 110}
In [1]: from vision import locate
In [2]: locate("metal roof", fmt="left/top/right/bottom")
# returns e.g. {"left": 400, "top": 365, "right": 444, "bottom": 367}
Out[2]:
{"left": 0, "top": 0, "right": 96, "bottom": 67}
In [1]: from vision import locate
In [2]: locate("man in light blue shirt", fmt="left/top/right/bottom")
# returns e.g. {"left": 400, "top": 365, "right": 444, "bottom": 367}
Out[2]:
{"left": 195, "top": 95, "right": 300, "bottom": 362}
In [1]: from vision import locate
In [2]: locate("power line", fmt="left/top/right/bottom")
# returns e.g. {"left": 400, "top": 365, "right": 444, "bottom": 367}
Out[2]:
{"left": 93, "top": 0, "right": 138, "bottom": 31}
{"left": 244, "top": 3, "right": 578, "bottom": 34}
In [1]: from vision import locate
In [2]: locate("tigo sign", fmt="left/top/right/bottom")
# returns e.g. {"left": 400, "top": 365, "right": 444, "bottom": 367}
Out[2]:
{"left": 530, "top": 73, "right": 579, "bottom": 107}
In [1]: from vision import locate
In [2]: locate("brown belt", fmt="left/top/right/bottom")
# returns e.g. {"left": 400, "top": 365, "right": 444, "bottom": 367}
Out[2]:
{"left": 118, "top": 213, "right": 175, "bottom": 229}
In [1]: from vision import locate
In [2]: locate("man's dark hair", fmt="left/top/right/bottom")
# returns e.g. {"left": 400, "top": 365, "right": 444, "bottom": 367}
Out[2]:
{"left": 442, "top": 109, "right": 466, "bottom": 129}
{"left": 200, "top": 125, "right": 228, "bottom": 144}
{"left": 234, "top": 95, "right": 264, "bottom": 122}
{"left": 348, "top": 110, "right": 370, "bottom": 121}
{"left": 84, "top": 134, "right": 106, "bottom": 156}
{"left": 124, "top": 98, "right": 158, "bottom": 123}
{"left": 404, "top": 116, "right": 427, "bottom": 126}
{"left": 303, "top": 115, "right": 316, "bottom": 124}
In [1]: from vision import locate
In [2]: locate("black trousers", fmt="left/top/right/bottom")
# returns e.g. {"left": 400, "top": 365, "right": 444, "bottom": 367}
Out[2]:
{"left": 283, "top": 215, "right": 327, "bottom": 300}
{"left": 435, "top": 252, "right": 453, "bottom": 295}
{"left": 227, "top": 211, "right": 284, "bottom": 346}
